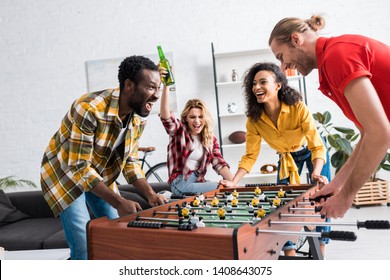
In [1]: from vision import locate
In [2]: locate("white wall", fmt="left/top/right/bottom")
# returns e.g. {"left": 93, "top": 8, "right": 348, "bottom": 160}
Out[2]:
{"left": 1, "top": 0, "right": 389, "bottom": 189}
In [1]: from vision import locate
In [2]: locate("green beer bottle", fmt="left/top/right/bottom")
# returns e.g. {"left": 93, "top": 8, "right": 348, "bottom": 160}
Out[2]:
{"left": 157, "top": 45, "right": 175, "bottom": 86}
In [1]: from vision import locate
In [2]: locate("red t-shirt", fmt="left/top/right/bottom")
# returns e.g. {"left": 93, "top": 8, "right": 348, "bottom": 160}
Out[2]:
{"left": 316, "top": 35, "right": 390, "bottom": 127}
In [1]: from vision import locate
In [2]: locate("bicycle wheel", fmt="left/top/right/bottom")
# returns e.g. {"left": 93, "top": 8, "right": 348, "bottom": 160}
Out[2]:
{"left": 145, "top": 162, "right": 168, "bottom": 183}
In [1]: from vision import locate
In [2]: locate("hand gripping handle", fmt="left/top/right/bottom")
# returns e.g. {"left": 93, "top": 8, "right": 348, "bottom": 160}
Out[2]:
{"left": 357, "top": 220, "right": 390, "bottom": 229}
{"left": 309, "top": 194, "right": 331, "bottom": 202}
{"left": 322, "top": 230, "right": 357, "bottom": 241}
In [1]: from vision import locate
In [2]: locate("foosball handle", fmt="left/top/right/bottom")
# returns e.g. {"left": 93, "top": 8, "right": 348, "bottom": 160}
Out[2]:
{"left": 128, "top": 221, "right": 163, "bottom": 228}
{"left": 170, "top": 195, "right": 187, "bottom": 199}
{"left": 309, "top": 194, "right": 331, "bottom": 202}
{"left": 322, "top": 230, "right": 357, "bottom": 241}
{"left": 357, "top": 220, "right": 390, "bottom": 229}
{"left": 127, "top": 220, "right": 197, "bottom": 230}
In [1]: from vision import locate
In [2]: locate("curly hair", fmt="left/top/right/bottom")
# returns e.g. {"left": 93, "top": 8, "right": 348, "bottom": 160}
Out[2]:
{"left": 243, "top": 62, "right": 302, "bottom": 121}
{"left": 180, "top": 99, "right": 214, "bottom": 148}
{"left": 118, "top": 55, "right": 158, "bottom": 90}
{"left": 269, "top": 15, "right": 326, "bottom": 46}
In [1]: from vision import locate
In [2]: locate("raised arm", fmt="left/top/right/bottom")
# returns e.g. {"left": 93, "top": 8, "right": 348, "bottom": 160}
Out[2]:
{"left": 159, "top": 66, "right": 171, "bottom": 120}
{"left": 160, "top": 85, "right": 170, "bottom": 120}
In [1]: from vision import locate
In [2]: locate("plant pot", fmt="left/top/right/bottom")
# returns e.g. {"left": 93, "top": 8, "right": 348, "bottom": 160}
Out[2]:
{"left": 353, "top": 179, "right": 390, "bottom": 208}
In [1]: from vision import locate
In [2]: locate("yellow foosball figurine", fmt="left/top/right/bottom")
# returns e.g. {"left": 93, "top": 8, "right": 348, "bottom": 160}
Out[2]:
{"left": 180, "top": 207, "right": 190, "bottom": 219}
{"left": 277, "top": 188, "right": 286, "bottom": 198}
{"left": 256, "top": 205, "right": 266, "bottom": 218}
{"left": 251, "top": 196, "right": 259, "bottom": 207}
{"left": 211, "top": 196, "right": 219, "bottom": 207}
{"left": 217, "top": 205, "right": 226, "bottom": 220}
{"left": 232, "top": 189, "right": 239, "bottom": 198}
{"left": 254, "top": 187, "right": 262, "bottom": 195}
{"left": 193, "top": 196, "right": 201, "bottom": 207}
{"left": 272, "top": 196, "right": 281, "bottom": 207}
{"left": 231, "top": 196, "right": 239, "bottom": 207}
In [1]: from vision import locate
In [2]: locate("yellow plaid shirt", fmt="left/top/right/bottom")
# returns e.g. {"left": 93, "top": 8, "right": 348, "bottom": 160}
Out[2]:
{"left": 40, "top": 88, "right": 146, "bottom": 217}
{"left": 239, "top": 101, "right": 326, "bottom": 184}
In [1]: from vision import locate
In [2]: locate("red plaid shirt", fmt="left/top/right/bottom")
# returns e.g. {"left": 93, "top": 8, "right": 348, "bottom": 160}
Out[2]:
{"left": 161, "top": 113, "right": 229, "bottom": 184}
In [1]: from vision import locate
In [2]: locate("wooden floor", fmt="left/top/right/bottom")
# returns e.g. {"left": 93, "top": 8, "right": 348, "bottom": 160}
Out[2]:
{"left": 321, "top": 204, "right": 390, "bottom": 260}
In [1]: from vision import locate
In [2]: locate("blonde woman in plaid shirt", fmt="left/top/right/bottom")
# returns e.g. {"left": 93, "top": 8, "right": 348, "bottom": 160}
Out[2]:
{"left": 40, "top": 56, "right": 168, "bottom": 260}
{"left": 159, "top": 69, "right": 234, "bottom": 196}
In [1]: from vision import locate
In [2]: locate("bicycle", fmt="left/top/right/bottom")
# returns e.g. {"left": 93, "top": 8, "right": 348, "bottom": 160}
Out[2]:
{"left": 138, "top": 146, "right": 168, "bottom": 183}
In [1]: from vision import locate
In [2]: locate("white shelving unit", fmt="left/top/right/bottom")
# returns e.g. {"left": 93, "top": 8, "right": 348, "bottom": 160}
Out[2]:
{"left": 211, "top": 43, "right": 307, "bottom": 185}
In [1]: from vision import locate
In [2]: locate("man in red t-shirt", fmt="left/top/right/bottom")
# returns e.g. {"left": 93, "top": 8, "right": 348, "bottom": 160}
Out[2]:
{"left": 268, "top": 15, "right": 390, "bottom": 219}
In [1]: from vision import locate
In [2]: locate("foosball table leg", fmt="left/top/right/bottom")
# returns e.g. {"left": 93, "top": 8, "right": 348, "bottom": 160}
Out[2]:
{"left": 305, "top": 226, "right": 324, "bottom": 260}
{"left": 278, "top": 226, "right": 324, "bottom": 260}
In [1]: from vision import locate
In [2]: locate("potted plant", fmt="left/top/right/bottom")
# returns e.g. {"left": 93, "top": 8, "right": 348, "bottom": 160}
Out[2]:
{"left": 0, "top": 176, "right": 37, "bottom": 191}
{"left": 313, "top": 111, "right": 390, "bottom": 207}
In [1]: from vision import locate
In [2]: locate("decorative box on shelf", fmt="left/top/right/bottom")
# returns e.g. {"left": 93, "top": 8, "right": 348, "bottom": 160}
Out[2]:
{"left": 353, "top": 179, "right": 390, "bottom": 208}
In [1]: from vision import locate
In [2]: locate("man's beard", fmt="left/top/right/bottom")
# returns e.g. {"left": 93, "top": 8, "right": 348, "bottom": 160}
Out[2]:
{"left": 296, "top": 49, "right": 316, "bottom": 76}
{"left": 128, "top": 100, "right": 149, "bottom": 117}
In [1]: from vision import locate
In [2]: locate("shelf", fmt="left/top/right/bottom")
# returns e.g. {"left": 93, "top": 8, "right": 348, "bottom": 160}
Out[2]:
{"left": 222, "top": 142, "right": 269, "bottom": 149}
{"left": 219, "top": 113, "right": 246, "bottom": 118}
{"left": 214, "top": 48, "right": 272, "bottom": 59}
{"left": 244, "top": 171, "right": 277, "bottom": 179}
{"left": 222, "top": 143, "right": 245, "bottom": 149}
{"left": 286, "top": 75, "right": 303, "bottom": 82}
{"left": 216, "top": 75, "right": 302, "bottom": 87}
{"left": 216, "top": 81, "right": 242, "bottom": 87}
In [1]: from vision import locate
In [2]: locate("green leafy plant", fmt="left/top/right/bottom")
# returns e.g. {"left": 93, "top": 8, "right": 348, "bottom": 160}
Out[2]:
{"left": 313, "top": 111, "right": 390, "bottom": 181}
{"left": 0, "top": 176, "right": 37, "bottom": 190}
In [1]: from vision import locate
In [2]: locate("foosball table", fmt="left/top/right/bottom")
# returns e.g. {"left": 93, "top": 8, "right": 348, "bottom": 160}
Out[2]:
{"left": 87, "top": 183, "right": 381, "bottom": 260}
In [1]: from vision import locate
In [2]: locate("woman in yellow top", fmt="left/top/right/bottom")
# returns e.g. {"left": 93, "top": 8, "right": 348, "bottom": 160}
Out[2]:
{"left": 221, "top": 62, "right": 329, "bottom": 186}
{"left": 220, "top": 62, "right": 330, "bottom": 256}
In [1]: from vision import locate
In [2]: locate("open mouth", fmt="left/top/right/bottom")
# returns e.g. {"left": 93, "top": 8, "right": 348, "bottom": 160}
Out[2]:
{"left": 192, "top": 124, "right": 202, "bottom": 132}
{"left": 255, "top": 92, "right": 265, "bottom": 97}
{"left": 145, "top": 100, "right": 157, "bottom": 111}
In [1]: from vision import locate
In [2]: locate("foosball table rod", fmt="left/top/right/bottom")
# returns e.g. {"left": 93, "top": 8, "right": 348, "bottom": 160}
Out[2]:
{"left": 279, "top": 213, "right": 325, "bottom": 219}
{"left": 296, "top": 201, "right": 315, "bottom": 206}
{"left": 136, "top": 216, "right": 253, "bottom": 225}
{"left": 211, "top": 191, "right": 304, "bottom": 198}
{"left": 268, "top": 219, "right": 390, "bottom": 229}
{"left": 204, "top": 197, "right": 295, "bottom": 202}
{"left": 168, "top": 204, "right": 271, "bottom": 211}
{"left": 256, "top": 228, "right": 357, "bottom": 241}
{"left": 288, "top": 206, "right": 322, "bottom": 212}
{"left": 153, "top": 211, "right": 261, "bottom": 217}
{"left": 167, "top": 206, "right": 270, "bottom": 212}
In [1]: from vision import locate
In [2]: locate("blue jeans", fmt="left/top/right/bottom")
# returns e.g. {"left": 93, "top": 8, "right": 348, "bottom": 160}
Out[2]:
{"left": 59, "top": 191, "right": 119, "bottom": 260}
{"left": 171, "top": 172, "right": 218, "bottom": 195}
{"left": 277, "top": 146, "right": 331, "bottom": 249}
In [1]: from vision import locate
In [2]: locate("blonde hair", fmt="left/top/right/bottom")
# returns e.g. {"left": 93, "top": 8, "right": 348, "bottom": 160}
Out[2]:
{"left": 269, "top": 15, "right": 326, "bottom": 46}
{"left": 180, "top": 99, "right": 213, "bottom": 148}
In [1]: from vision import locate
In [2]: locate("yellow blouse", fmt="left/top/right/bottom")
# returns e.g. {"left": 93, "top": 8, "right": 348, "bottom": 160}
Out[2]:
{"left": 238, "top": 101, "right": 326, "bottom": 183}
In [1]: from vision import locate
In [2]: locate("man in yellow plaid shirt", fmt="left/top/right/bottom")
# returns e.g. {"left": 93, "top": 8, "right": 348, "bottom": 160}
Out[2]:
{"left": 40, "top": 56, "right": 168, "bottom": 260}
